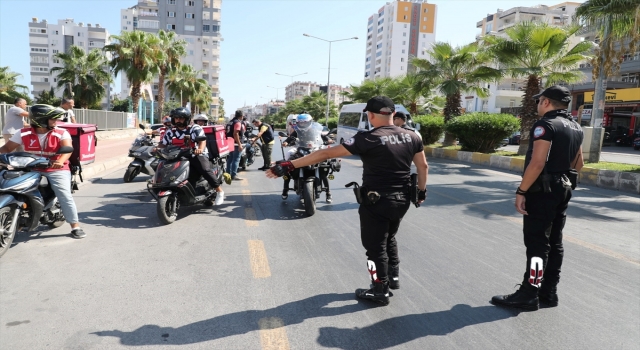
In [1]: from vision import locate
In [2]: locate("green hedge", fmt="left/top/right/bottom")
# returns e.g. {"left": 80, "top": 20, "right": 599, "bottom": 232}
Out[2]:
{"left": 326, "top": 117, "right": 338, "bottom": 130}
{"left": 445, "top": 112, "right": 520, "bottom": 153}
{"left": 273, "top": 121, "right": 286, "bottom": 130}
{"left": 413, "top": 115, "right": 445, "bottom": 145}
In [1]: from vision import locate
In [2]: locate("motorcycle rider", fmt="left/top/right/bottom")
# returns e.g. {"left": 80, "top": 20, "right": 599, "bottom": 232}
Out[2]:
{"left": 280, "top": 113, "right": 335, "bottom": 203}
{"left": 155, "top": 107, "right": 225, "bottom": 206}
{"left": 393, "top": 111, "right": 422, "bottom": 142}
{"left": 193, "top": 114, "right": 209, "bottom": 127}
{"left": 0, "top": 104, "right": 86, "bottom": 239}
{"left": 150, "top": 116, "right": 172, "bottom": 139}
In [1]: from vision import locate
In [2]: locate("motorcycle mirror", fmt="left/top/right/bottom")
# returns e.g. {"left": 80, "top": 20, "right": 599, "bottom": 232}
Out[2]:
{"left": 57, "top": 145, "right": 74, "bottom": 154}
{"left": 278, "top": 131, "right": 287, "bottom": 138}
{"left": 139, "top": 124, "right": 145, "bottom": 130}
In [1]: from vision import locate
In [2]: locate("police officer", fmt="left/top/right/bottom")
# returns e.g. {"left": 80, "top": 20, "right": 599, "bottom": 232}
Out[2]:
{"left": 491, "top": 86, "right": 584, "bottom": 311}
{"left": 393, "top": 111, "right": 422, "bottom": 142}
{"left": 267, "top": 96, "right": 429, "bottom": 306}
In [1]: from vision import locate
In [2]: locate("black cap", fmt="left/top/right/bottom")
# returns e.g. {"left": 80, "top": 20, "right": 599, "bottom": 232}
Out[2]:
{"left": 533, "top": 85, "right": 572, "bottom": 104}
{"left": 363, "top": 96, "right": 395, "bottom": 115}
{"left": 394, "top": 111, "right": 407, "bottom": 120}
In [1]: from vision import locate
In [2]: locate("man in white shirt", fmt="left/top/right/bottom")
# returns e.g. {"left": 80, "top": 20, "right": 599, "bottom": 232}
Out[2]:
{"left": 60, "top": 98, "right": 77, "bottom": 123}
{"left": 2, "top": 98, "right": 29, "bottom": 151}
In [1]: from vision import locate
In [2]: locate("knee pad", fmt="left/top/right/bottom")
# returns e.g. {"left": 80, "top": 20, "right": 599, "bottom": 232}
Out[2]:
{"left": 529, "top": 257, "right": 544, "bottom": 288}
{"left": 367, "top": 260, "right": 380, "bottom": 283}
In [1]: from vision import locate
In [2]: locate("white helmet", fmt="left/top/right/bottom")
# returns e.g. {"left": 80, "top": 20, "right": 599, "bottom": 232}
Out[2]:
{"left": 193, "top": 114, "right": 208, "bottom": 122}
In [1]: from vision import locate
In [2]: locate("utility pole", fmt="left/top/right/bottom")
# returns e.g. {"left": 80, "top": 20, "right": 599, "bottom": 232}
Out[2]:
{"left": 587, "top": 18, "right": 611, "bottom": 163}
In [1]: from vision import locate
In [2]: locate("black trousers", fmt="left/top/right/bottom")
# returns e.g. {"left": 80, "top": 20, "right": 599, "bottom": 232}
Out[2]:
{"left": 522, "top": 181, "right": 572, "bottom": 290}
{"left": 189, "top": 154, "right": 221, "bottom": 189}
{"left": 359, "top": 196, "right": 410, "bottom": 284}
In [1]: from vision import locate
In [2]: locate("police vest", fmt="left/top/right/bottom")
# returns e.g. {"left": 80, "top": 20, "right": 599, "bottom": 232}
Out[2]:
{"left": 20, "top": 127, "right": 70, "bottom": 172}
{"left": 259, "top": 123, "right": 274, "bottom": 144}
{"left": 226, "top": 119, "right": 244, "bottom": 139}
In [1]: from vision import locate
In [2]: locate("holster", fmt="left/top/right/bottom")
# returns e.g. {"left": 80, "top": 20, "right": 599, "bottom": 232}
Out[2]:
{"left": 410, "top": 173, "right": 419, "bottom": 207}
{"left": 345, "top": 182, "right": 379, "bottom": 205}
{"left": 568, "top": 169, "right": 578, "bottom": 190}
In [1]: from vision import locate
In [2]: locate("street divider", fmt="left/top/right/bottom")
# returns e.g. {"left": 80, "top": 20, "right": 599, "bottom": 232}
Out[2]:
{"left": 424, "top": 146, "right": 640, "bottom": 195}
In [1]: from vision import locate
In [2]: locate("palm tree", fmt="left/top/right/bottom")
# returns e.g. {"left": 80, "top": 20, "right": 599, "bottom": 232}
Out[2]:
{"left": 412, "top": 42, "right": 502, "bottom": 146}
{"left": 154, "top": 30, "right": 186, "bottom": 117}
{"left": 50, "top": 45, "right": 112, "bottom": 109}
{"left": 0, "top": 66, "right": 29, "bottom": 103}
{"left": 484, "top": 22, "right": 593, "bottom": 154}
{"left": 166, "top": 63, "right": 198, "bottom": 107}
{"left": 300, "top": 91, "right": 337, "bottom": 120}
{"left": 192, "top": 79, "right": 213, "bottom": 114}
{"left": 341, "top": 77, "right": 394, "bottom": 102}
{"left": 576, "top": 0, "right": 640, "bottom": 129}
{"left": 104, "top": 31, "right": 161, "bottom": 114}
{"left": 384, "top": 73, "right": 436, "bottom": 115}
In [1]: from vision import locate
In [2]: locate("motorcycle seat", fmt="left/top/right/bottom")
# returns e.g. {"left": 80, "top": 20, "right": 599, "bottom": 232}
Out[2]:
{"left": 39, "top": 177, "right": 49, "bottom": 187}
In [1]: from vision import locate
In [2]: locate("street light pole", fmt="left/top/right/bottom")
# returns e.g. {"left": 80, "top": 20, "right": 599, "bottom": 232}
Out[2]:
{"left": 303, "top": 33, "right": 358, "bottom": 125}
{"left": 267, "top": 86, "right": 285, "bottom": 101}
{"left": 275, "top": 72, "right": 308, "bottom": 101}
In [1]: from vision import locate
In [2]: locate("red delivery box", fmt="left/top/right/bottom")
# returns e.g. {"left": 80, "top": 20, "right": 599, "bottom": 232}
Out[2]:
{"left": 58, "top": 123, "right": 97, "bottom": 166}
{"left": 202, "top": 125, "right": 230, "bottom": 158}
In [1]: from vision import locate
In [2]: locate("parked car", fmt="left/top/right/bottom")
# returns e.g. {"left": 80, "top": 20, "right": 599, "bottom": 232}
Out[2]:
{"left": 508, "top": 132, "right": 521, "bottom": 145}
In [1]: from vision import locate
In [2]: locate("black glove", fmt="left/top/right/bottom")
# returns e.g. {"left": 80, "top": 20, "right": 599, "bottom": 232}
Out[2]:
{"left": 270, "top": 161, "right": 295, "bottom": 177}
{"left": 418, "top": 189, "right": 427, "bottom": 201}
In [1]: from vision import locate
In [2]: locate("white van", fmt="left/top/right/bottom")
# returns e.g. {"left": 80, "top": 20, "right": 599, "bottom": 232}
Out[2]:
{"left": 336, "top": 103, "right": 419, "bottom": 144}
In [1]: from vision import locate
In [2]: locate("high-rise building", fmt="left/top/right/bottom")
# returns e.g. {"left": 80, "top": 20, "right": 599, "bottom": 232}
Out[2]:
{"left": 28, "top": 18, "right": 110, "bottom": 105}
{"left": 285, "top": 81, "right": 321, "bottom": 102}
{"left": 364, "top": 0, "right": 437, "bottom": 80}
{"left": 120, "top": 0, "right": 221, "bottom": 117}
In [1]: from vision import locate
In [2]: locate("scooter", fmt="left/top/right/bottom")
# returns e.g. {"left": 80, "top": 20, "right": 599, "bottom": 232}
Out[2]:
{"left": 147, "top": 135, "right": 224, "bottom": 225}
{"left": 0, "top": 146, "right": 74, "bottom": 257}
{"left": 124, "top": 124, "right": 159, "bottom": 182}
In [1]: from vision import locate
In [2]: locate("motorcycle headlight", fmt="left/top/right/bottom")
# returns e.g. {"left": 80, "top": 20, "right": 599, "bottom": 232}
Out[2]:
{"left": 5, "top": 177, "right": 38, "bottom": 191}
{"left": 172, "top": 170, "right": 188, "bottom": 184}
{"left": 7, "top": 156, "right": 34, "bottom": 168}
{"left": 132, "top": 152, "right": 141, "bottom": 157}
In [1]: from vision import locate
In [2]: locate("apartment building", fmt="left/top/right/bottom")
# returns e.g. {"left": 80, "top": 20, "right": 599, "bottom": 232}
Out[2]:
{"left": 120, "top": 0, "right": 222, "bottom": 118}
{"left": 364, "top": 0, "right": 437, "bottom": 80}
{"left": 285, "top": 81, "right": 321, "bottom": 102}
{"left": 28, "top": 18, "right": 110, "bottom": 104}
{"left": 320, "top": 84, "right": 352, "bottom": 106}
{"left": 467, "top": 2, "right": 581, "bottom": 113}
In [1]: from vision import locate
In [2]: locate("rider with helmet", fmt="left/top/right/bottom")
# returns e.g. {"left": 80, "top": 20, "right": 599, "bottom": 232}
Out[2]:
{"left": 193, "top": 114, "right": 209, "bottom": 127}
{"left": 151, "top": 116, "right": 172, "bottom": 139}
{"left": 155, "top": 107, "right": 225, "bottom": 206}
{"left": 0, "top": 104, "right": 86, "bottom": 239}
{"left": 280, "top": 113, "right": 335, "bottom": 203}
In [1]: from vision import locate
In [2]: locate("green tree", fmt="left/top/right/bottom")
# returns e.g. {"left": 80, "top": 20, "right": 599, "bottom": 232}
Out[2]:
{"left": 0, "top": 66, "right": 31, "bottom": 104}
{"left": 153, "top": 30, "right": 186, "bottom": 118}
{"left": 384, "top": 73, "right": 436, "bottom": 115}
{"left": 50, "top": 45, "right": 112, "bottom": 109}
{"left": 104, "top": 31, "right": 161, "bottom": 115}
{"left": 341, "top": 77, "right": 394, "bottom": 102}
{"left": 484, "top": 22, "right": 593, "bottom": 154}
{"left": 576, "top": 0, "right": 640, "bottom": 130}
{"left": 300, "top": 91, "right": 338, "bottom": 122}
{"left": 166, "top": 64, "right": 197, "bottom": 107}
{"left": 218, "top": 97, "right": 225, "bottom": 121}
{"left": 161, "top": 100, "right": 181, "bottom": 116}
{"left": 412, "top": 42, "right": 502, "bottom": 146}
{"left": 110, "top": 96, "right": 131, "bottom": 112}
{"left": 34, "top": 87, "right": 61, "bottom": 106}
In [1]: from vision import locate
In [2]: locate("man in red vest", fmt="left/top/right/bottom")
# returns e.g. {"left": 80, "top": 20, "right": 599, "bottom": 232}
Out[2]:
{"left": 0, "top": 104, "right": 86, "bottom": 239}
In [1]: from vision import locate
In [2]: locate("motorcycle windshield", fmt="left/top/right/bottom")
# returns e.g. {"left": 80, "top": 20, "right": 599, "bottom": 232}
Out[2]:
{"left": 296, "top": 123, "right": 324, "bottom": 149}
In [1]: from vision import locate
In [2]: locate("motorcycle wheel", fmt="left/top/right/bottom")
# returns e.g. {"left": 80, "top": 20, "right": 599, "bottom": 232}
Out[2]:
{"left": 123, "top": 166, "right": 139, "bottom": 183}
{"left": 47, "top": 202, "right": 65, "bottom": 228}
{"left": 302, "top": 178, "right": 316, "bottom": 216}
{"left": 0, "top": 207, "right": 17, "bottom": 258}
{"left": 157, "top": 195, "right": 179, "bottom": 225}
{"left": 253, "top": 144, "right": 262, "bottom": 157}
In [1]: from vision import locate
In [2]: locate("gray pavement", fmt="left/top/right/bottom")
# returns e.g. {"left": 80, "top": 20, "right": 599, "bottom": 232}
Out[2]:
{"left": 1, "top": 143, "right": 638, "bottom": 349}
{"left": 500, "top": 144, "right": 640, "bottom": 165}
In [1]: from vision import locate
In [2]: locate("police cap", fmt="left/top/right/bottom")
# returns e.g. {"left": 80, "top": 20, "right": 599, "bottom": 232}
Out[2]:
{"left": 394, "top": 111, "right": 407, "bottom": 120}
{"left": 533, "top": 85, "right": 572, "bottom": 104}
{"left": 363, "top": 96, "right": 395, "bottom": 115}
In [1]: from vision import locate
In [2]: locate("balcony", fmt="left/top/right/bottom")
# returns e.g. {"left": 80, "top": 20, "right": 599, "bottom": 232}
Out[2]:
{"left": 476, "top": 20, "right": 483, "bottom": 28}
{"left": 498, "top": 22, "right": 515, "bottom": 32}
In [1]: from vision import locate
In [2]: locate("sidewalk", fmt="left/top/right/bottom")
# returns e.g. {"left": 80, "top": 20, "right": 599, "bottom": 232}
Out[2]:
{"left": 79, "top": 137, "right": 133, "bottom": 182}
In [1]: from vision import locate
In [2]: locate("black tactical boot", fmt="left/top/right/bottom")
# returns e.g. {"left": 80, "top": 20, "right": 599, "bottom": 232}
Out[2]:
{"left": 356, "top": 281, "right": 390, "bottom": 306}
{"left": 491, "top": 284, "right": 539, "bottom": 311}
{"left": 539, "top": 285, "right": 559, "bottom": 307}
{"left": 389, "top": 265, "right": 400, "bottom": 290}
{"left": 326, "top": 192, "right": 332, "bottom": 203}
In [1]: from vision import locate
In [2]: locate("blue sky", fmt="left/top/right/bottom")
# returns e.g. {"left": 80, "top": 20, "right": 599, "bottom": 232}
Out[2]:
{"left": 0, "top": 0, "right": 583, "bottom": 115}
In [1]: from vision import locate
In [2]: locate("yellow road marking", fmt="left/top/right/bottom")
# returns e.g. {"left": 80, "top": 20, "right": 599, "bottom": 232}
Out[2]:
{"left": 241, "top": 178, "right": 249, "bottom": 187}
{"left": 248, "top": 240, "right": 271, "bottom": 278}
{"left": 258, "top": 317, "right": 290, "bottom": 350}
{"left": 429, "top": 189, "right": 640, "bottom": 266}
{"left": 243, "top": 190, "right": 258, "bottom": 226}
{"left": 242, "top": 189, "right": 252, "bottom": 202}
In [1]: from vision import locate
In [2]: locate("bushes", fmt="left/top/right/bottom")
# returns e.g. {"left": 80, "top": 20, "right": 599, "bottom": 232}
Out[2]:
{"left": 445, "top": 112, "right": 520, "bottom": 153}
{"left": 273, "top": 121, "right": 286, "bottom": 130}
{"left": 412, "top": 115, "right": 445, "bottom": 145}
{"left": 326, "top": 117, "right": 338, "bottom": 130}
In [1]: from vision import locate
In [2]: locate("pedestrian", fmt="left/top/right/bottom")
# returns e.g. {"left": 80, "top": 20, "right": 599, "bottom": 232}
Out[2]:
{"left": 59, "top": 98, "right": 77, "bottom": 123}
{"left": 0, "top": 104, "right": 86, "bottom": 238}
{"left": 267, "top": 96, "right": 428, "bottom": 306}
{"left": 225, "top": 110, "right": 245, "bottom": 181}
{"left": 2, "top": 97, "right": 30, "bottom": 152}
{"left": 393, "top": 111, "right": 422, "bottom": 142}
{"left": 491, "top": 85, "right": 584, "bottom": 311}
{"left": 251, "top": 118, "right": 274, "bottom": 171}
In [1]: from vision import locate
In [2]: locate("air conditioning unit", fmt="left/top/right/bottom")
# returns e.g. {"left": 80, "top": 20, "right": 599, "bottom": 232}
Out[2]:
{"left": 197, "top": 38, "right": 201, "bottom": 41}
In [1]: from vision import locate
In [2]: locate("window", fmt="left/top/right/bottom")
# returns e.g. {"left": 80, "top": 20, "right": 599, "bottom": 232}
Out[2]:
{"left": 401, "top": 49, "right": 405, "bottom": 53}
{"left": 185, "top": 25, "right": 195, "bottom": 31}
{"left": 403, "top": 15, "right": 407, "bottom": 20}
{"left": 403, "top": 32, "right": 406, "bottom": 37}
{"left": 185, "top": 0, "right": 195, "bottom": 5}
{"left": 423, "top": 26, "right": 426, "bottom": 30}
{"left": 30, "top": 56, "right": 49, "bottom": 64}
{"left": 424, "top": 8, "right": 428, "bottom": 13}
{"left": 54, "top": 30, "right": 59, "bottom": 35}
{"left": 167, "top": 0, "right": 175, "bottom": 4}
{"left": 30, "top": 47, "right": 48, "bottom": 53}
{"left": 188, "top": 50, "right": 194, "bottom": 55}
{"left": 203, "top": 24, "right": 210, "bottom": 32}
{"left": 212, "top": 25, "right": 220, "bottom": 32}
{"left": 31, "top": 67, "right": 49, "bottom": 72}
{"left": 509, "top": 99, "right": 516, "bottom": 107}
{"left": 423, "top": 34, "right": 426, "bottom": 38}
{"left": 153, "top": 84, "right": 159, "bottom": 90}
{"left": 404, "top": 6, "right": 408, "bottom": 10}
{"left": 424, "top": 17, "right": 427, "bottom": 21}
{"left": 400, "top": 58, "right": 404, "bottom": 62}
{"left": 203, "top": 12, "right": 210, "bottom": 20}
{"left": 53, "top": 49, "right": 59, "bottom": 53}
{"left": 402, "top": 41, "right": 406, "bottom": 45}
{"left": 138, "top": 20, "right": 159, "bottom": 29}
{"left": 185, "top": 13, "right": 195, "bottom": 19}
{"left": 166, "top": 24, "right": 175, "bottom": 30}
{"left": 53, "top": 58, "right": 59, "bottom": 64}
{"left": 123, "top": 26, "right": 128, "bottom": 30}
{"left": 30, "top": 28, "right": 47, "bottom": 34}
{"left": 123, "top": 15, "right": 127, "bottom": 19}
{"left": 168, "top": 11, "right": 175, "bottom": 17}
{"left": 400, "top": 66, "right": 403, "bottom": 71}
{"left": 77, "top": 32, "right": 84, "bottom": 37}
{"left": 89, "top": 41, "right": 95, "bottom": 47}
{"left": 203, "top": 40, "right": 208, "bottom": 45}
{"left": 54, "top": 78, "right": 57, "bottom": 83}
{"left": 185, "top": 38, "right": 195, "bottom": 43}
{"left": 51, "top": 39, "right": 58, "bottom": 45}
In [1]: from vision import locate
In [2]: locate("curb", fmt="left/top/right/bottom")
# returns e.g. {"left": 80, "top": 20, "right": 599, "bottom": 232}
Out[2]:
{"left": 424, "top": 146, "right": 640, "bottom": 195}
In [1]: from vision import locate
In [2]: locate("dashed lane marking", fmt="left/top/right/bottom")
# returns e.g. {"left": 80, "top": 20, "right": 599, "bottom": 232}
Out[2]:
{"left": 243, "top": 190, "right": 258, "bottom": 227}
{"left": 258, "top": 317, "right": 290, "bottom": 350}
{"left": 248, "top": 240, "right": 271, "bottom": 278}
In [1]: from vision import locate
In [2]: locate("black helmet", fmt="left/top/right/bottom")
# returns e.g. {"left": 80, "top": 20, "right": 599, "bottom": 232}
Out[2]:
{"left": 170, "top": 107, "right": 191, "bottom": 127}
{"left": 30, "top": 104, "right": 67, "bottom": 129}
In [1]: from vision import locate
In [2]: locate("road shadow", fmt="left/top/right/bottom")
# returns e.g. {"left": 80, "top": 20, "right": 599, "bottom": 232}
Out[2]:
{"left": 316, "top": 304, "right": 520, "bottom": 349}
{"left": 92, "top": 292, "right": 368, "bottom": 346}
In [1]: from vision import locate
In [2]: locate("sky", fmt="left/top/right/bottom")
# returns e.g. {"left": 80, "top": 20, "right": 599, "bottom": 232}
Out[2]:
{"left": 0, "top": 0, "right": 584, "bottom": 116}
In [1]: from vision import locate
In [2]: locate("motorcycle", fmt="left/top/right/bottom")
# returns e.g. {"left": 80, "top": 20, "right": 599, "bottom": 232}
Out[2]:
{"left": 277, "top": 124, "right": 341, "bottom": 216}
{"left": 147, "top": 135, "right": 224, "bottom": 225}
{"left": 124, "top": 124, "right": 159, "bottom": 182}
{"left": 0, "top": 146, "right": 74, "bottom": 257}
{"left": 238, "top": 126, "right": 260, "bottom": 171}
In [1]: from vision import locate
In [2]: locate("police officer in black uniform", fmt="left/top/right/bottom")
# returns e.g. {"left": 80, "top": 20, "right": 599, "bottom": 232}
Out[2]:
{"left": 267, "top": 96, "right": 429, "bottom": 306}
{"left": 491, "top": 86, "right": 584, "bottom": 311}
{"left": 393, "top": 111, "right": 422, "bottom": 143}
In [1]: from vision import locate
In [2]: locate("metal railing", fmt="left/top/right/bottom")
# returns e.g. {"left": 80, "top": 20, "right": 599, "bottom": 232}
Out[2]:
{"left": 0, "top": 103, "right": 136, "bottom": 131}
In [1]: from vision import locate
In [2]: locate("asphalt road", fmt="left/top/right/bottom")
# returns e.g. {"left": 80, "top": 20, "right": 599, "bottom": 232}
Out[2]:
{"left": 500, "top": 144, "right": 640, "bottom": 165}
{"left": 1, "top": 144, "right": 639, "bottom": 349}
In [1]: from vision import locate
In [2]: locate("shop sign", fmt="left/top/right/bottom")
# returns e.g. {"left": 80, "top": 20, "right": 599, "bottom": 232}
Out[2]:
{"left": 585, "top": 87, "right": 640, "bottom": 103}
